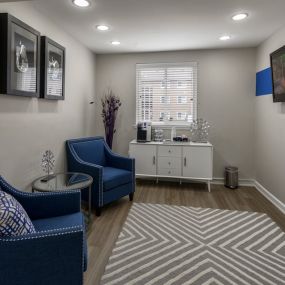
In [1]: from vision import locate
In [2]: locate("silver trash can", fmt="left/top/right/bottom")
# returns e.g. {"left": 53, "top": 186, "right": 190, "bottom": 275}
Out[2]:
{"left": 224, "top": 166, "right": 238, "bottom": 189}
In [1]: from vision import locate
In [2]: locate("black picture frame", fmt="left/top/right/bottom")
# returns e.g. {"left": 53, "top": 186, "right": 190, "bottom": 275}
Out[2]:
{"left": 270, "top": 45, "right": 285, "bottom": 103}
{"left": 40, "top": 36, "right": 65, "bottom": 100}
{"left": 0, "top": 13, "right": 40, "bottom": 97}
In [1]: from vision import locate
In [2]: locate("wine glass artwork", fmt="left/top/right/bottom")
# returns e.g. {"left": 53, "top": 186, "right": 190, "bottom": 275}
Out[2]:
{"left": 16, "top": 41, "right": 29, "bottom": 73}
{"left": 41, "top": 150, "right": 55, "bottom": 176}
{"left": 48, "top": 57, "right": 60, "bottom": 80}
{"left": 190, "top": 119, "right": 210, "bottom": 143}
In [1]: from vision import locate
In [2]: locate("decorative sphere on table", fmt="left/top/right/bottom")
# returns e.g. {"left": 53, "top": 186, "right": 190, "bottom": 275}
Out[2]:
{"left": 190, "top": 118, "right": 210, "bottom": 143}
{"left": 41, "top": 150, "right": 55, "bottom": 176}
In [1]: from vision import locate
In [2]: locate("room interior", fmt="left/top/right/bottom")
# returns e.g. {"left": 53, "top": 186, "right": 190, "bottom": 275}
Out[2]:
{"left": 0, "top": 0, "right": 284, "bottom": 285}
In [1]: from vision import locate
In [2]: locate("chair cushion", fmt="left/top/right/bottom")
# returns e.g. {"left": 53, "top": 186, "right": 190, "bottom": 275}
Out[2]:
{"left": 32, "top": 212, "right": 88, "bottom": 271}
{"left": 103, "top": 167, "right": 132, "bottom": 191}
{"left": 0, "top": 189, "right": 36, "bottom": 237}
{"left": 72, "top": 139, "right": 106, "bottom": 166}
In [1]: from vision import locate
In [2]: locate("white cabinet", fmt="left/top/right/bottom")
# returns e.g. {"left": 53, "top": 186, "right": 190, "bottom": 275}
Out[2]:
{"left": 129, "top": 140, "right": 213, "bottom": 191}
{"left": 129, "top": 144, "right": 157, "bottom": 176}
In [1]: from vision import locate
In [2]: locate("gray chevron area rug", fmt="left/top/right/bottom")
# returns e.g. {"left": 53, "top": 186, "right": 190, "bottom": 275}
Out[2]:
{"left": 101, "top": 203, "right": 285, "bottom": 285}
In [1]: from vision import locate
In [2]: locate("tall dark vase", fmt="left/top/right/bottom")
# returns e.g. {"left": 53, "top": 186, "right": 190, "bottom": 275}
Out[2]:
{"left": 101, "top": 89, "right": 121, "bottom": 149}
{"left": 105, "top": 123, "right": 114, "bottom": 149}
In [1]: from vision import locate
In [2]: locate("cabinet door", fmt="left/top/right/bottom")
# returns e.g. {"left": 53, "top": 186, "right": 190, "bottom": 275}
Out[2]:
{"left": 129, "top": 144, "right": 157, "bottom": 175}
{"left": 182, "top": 146, "right": 213, "bottom": 179}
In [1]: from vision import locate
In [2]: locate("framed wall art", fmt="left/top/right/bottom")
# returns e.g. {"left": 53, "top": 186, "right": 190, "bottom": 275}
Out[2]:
{"left": 0, "top": 13, "right": 40, "bottom": 97}
{"left": 40, "top": 36, "right": 65, "bottom": 100}
{"left": 270, "top": 46, "right": 285, "bottom": 102}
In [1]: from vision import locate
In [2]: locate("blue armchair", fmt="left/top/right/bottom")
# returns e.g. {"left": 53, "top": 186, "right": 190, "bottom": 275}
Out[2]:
{"left": 0, "top": 176, "right": 87, "bottom": 285}
{"left": 66, "top": 137, "right": 135, "bottom": 216}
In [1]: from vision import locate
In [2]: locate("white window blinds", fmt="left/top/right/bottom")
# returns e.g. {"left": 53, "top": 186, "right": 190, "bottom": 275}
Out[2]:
{"left": 136, "top": 62, "right": 197, "bottom": 125}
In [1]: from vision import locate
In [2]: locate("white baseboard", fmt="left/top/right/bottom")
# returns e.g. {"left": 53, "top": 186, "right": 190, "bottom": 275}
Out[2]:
{"left": 136, "top": 176, "right": 285, "bottom": 214}
{"left": 213, "top": 178, "right": 285, "bottom": 214}
{"left": 212, "top": 178, "right": 255, "bottom": 187}
{"left": 254, "top": 180, "right": 285, "bottom": 215}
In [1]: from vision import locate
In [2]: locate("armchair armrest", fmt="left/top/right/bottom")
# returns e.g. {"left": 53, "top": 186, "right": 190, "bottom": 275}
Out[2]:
{"left": 0, "top": 176, "right": 81, "bottom": 220}
{"left": 19, "top": 191, "right": 81, "bottom": 220}
{"left": 105, "top": 147, "right": 135, "bottom": 172}
{"left": 69, "top": 158, "right": 103, "bottom": 181}
{"left": 66, "top": 145, "right": 104, "bottom": 207}
{"left": 0, "top": 227, "right": 84, "bottom": 285}
{"left": 70, "top": 160, "right": 104, "bottom": 205}
{"left": 66, "top": 142, "right": 103, "bottom": 178}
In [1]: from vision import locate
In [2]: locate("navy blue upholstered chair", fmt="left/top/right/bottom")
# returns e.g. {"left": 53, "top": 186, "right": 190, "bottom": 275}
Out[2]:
{"left": 66, "top": 137, "right": 135, "bottom": 216}
{"left": 0, "top": 176, "right": 87, "bottom": 285}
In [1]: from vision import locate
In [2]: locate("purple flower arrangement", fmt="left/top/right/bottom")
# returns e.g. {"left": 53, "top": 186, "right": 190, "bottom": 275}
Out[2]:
{"left": 101, "top": 89, "right": 122, "bottom": 149}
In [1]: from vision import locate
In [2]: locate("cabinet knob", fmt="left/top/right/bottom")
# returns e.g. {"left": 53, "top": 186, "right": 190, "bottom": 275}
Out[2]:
{"left": 168, "top": 150, "right": 171, "bottom": 153}
{"left": 153, "top": 156, "right": 156, "bottom": 165}
{"left": 168, "top": 162, "right": 171, "bottom": 165}
{"left": 184, "top": 157, "right": 187, "bottom": 167}
{"left": 168, "top": 171, "right": 171, "bottom": 174}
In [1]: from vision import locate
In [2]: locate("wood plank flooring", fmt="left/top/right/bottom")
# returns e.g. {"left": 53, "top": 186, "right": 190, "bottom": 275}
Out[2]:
{"left": 84, "top": 180, "right": 285, "bottom": 285}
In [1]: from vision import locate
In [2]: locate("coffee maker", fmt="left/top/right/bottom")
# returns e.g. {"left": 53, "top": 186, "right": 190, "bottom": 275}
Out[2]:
{"left": 137, "top": 122, "right": 152, "bottom": 142}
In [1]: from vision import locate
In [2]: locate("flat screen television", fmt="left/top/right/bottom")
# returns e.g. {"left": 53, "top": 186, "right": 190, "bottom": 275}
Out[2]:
{"left": 270, "top": 46, "right": 285, "bottom": 102}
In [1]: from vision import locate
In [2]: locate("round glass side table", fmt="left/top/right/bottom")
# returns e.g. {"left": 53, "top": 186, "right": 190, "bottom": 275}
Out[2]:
{"left": 32, "top": 172, "right": 93, "bottom": 226}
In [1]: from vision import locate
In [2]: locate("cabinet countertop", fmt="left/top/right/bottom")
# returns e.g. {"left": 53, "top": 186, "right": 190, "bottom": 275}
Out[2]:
{"left": 130, "top": 140, "right": 213, "bottom": 147}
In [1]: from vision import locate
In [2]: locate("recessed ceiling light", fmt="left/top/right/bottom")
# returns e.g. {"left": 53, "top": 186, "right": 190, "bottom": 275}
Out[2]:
{"left": 219, "top": 35, "right": 231, "bottom": 41}
{"left": 232, "top": 13, "right": 248, "bottom": 21}
{"left": 96, "top": 25, "right": 109, "bottom": 31}
{"left": 111, "top": 41, "right": 121, "bottom": 45}
{"left": 72, "top": 0, "right": 90, "bottom": 8}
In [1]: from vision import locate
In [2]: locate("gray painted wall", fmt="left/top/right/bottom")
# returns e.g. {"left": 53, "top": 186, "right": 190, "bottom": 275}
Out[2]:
{"left": 95, "top": 48, "right": 256, "bottom": 179}
{"left": 0, "top": 2, "right": 96, "bottom": 190}
{"left": 255, "top": 26, "right": 285, "bottom": 203}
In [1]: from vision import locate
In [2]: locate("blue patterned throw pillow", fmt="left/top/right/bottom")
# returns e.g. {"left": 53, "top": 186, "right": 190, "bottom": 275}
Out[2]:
{"left": 0, "top": 189, "right": 36, "bottom": 237}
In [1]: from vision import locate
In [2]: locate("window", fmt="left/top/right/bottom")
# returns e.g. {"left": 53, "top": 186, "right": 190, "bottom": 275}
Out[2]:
{"left": 177, "top": 81, "right": 184, "bottom": 88}
{"left": 136, "top": 62, "right": 197, "bottom": 125}
{"left": 160, "top": 96, "right": 170, "bottom": 104}
{"left": 160, "top": 81, "right": 166, "bottom": 89}
{"left": 141, "top": 87, "right": 153, "bottom": 121}
{"left": 159, "top": 112, "right": 170, "bottom": 121}
{"left": 176, "top": 112, "right": 187, "bottom": 120}
{"left": 177, "top": 96, "right": 187, "bottom": 104}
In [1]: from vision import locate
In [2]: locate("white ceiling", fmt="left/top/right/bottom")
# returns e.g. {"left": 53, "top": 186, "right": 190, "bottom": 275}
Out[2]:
{"left": 31, "top": 0, "right": 285, "bottom": 54}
